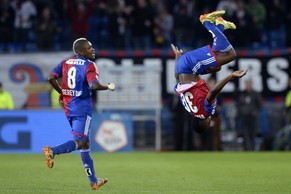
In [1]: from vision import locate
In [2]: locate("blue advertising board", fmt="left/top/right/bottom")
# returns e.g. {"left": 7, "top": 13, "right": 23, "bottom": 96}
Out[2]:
{"left": 0, "top": 110, "right": 133, "bottom": 153}
{"left": 0, "top": 110, "right": 71, "bottom": 153}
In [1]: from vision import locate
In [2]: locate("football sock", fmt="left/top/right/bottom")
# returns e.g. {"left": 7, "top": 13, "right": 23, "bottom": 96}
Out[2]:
{"left": 203, "top": 21, "right": 232, "bottom": 52}
{"left": 81, "top": 149, "right": 97, "bottom": 183}
{"left": 216, "top": 24, "right": 224, "bottom": 32}
{"left": 51, "top": 140, "right": 78, "bottom": 155}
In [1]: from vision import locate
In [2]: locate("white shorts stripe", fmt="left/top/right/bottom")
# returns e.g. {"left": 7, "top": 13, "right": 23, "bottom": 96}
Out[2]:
{"left": 192, "top": 57, "right": 216, "bottom": 73}
{"left": 80, "top": 149, "right": 90, "bottom": 152}
{"left": 84, "top": 115, "right": 91, "bottom": 136}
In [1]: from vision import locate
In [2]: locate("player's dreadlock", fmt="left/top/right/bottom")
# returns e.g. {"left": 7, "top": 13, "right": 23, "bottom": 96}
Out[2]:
{"left": 72, "top": 38, "right": 88, "bottom": 55}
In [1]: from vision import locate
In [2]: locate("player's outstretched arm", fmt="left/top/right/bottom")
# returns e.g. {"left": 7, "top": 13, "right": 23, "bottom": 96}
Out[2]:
{"left": 231, "top": 69, "right": 248, "bottom": 78}
{"left": 90, "top": 83, "right": 115, "bottom": 91}
{"left": 171, "top": 44, "right": 183, "bottom": 83}
{"left": 206, "top": 69, "right": 247, "bottom": 103}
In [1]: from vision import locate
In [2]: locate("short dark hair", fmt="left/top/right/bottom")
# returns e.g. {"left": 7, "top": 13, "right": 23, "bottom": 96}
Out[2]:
{"left": 72, "top": 38, "right": 88, "bottom": 55}
{"left": 191, "top": 117, "right": 211, "bottom": 133}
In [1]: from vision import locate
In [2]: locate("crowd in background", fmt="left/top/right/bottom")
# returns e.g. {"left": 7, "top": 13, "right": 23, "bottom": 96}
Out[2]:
{"left": 0, "top": 0, "right": 291, "bottom": 52}
{"left": 1, "top": 0, "right": 291, "bottom": 151}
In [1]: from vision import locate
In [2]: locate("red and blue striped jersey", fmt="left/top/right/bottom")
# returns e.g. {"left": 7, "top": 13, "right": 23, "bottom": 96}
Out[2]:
{"left": 174, "top": 79, "right": 217, "bottom": 119}
{"left": 51, "top": 56, "right": 99, "bottom": 117}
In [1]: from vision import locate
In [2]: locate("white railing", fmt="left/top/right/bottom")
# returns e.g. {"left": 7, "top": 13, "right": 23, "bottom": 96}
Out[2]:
{"left": 96, "top": 65, "right": 162, "bottom": 151}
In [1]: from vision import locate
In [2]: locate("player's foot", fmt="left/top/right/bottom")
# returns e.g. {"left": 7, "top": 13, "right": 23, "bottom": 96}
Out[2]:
{"left": 215, "top": 17, "right": 236, "bottom": 30}
{"left": 43, "top": 146, "right": 54, "bottom": 168}
{"left": 90, "top": 178, "right": 108, "bottom": 190}
{"left": 199, "top": 10, "right": 225, "bottom": 24}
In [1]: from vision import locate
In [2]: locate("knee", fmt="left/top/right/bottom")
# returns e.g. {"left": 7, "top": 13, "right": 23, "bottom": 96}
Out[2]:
{"left": 215, "top": 48, "right": 237, "bottom": 65}
{"left": 75, "top": 139, "right": 90, "bottom": 149}
{"left": 75, "top": 139, "right": 86, "bottom": 150}
{"left": 229, "top": 48, "right": 237, "bottom": 60}
{"left": 83, "top": 140, "right": 90, "bottom": 149}
{"left": 75, "top": 139, "right": 84, "bottom": 149}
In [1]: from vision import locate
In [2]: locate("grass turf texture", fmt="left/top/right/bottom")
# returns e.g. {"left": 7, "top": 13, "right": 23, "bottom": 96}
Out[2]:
{"left": 0, "top": 152, "right": 290, "bottom": 194}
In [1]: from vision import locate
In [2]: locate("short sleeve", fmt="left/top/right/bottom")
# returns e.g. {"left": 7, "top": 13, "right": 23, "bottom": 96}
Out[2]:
{"left": 204, "top": 98, "right": 217, "bottom": 116}
{"left": 51, "top": 60, "right": 65, "bottom": 78}
{"left": 86, "top": 62, "right": 99, "bottom": 86}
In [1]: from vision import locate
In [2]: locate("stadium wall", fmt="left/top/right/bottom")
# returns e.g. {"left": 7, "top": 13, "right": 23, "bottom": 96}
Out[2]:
{"left": 1, "top": 50, "right": 290, "bottom": 109}
{"left": 0, "top": 110, "right": 133, "bottom": 153}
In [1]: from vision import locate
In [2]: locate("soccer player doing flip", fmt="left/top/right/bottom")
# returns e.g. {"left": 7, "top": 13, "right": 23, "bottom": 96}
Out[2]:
{"left": 172, "top": 10, "right": 247, "bottom": 133}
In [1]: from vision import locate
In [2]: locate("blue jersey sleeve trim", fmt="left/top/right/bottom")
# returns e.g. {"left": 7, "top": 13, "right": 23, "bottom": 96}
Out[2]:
{"left": 204, "top": 98, "right": 217, "bottom": 116}
{"left": 88, "top": 80, "right": 99, "bottom": 86}
{"left": 50, "top": 72, "right": 59, "bottom": 78}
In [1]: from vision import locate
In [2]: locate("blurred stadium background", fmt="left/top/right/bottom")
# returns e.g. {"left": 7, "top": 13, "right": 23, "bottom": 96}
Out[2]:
{"left": 0, "top": 0, "right": 291, "bottom": 153}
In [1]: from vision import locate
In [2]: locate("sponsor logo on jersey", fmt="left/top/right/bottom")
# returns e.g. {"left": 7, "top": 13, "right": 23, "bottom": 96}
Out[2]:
{"left": 66, "top": 59, "right": 85, "bottom": 65}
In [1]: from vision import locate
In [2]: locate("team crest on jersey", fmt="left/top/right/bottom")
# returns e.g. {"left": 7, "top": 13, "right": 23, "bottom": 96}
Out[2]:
{"left": 66, "top": 59, "right": 85, "bottom": 65}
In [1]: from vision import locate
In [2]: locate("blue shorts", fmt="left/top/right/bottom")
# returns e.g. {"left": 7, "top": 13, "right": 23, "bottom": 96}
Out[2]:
{"left": 67, "top": 115, "right": 91, "bottom": 142}
{"left": 176, "top": 45, "right": 219, "bottom": 75}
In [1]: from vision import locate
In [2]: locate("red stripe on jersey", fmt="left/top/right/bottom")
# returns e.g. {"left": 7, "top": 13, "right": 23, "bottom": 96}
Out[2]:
{"left": 86, "top": 62, "right": 99, "bottom": 83}
{"left": 208, "top": 45, "right": 220, "bottom": 66}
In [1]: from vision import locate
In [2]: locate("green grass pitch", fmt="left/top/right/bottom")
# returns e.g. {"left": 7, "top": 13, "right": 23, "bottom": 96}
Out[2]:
{"left": 0, "top": 152, "right": 291, "bottom": 194}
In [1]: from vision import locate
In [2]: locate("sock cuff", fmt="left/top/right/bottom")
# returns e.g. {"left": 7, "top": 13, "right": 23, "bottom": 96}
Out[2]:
{"left": 221, "top": 45, "right": 233, "bottom": 52}
{"left": 80, "top": 149, "right": 90, "bottom": 153}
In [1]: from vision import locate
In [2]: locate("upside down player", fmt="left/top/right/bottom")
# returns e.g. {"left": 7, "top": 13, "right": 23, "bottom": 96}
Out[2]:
{"left": 172, "top": 10, "right": 247, "bottom": 133}
{"left": 43, "top": 38, "right": 115, "bottom": 190}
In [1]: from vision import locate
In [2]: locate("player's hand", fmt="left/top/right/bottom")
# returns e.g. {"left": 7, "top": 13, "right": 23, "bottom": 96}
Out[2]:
{"left": 171, "top": 44, "right": 183, "bottom": 58}
{"left": 107, "top": 83, "right": 115, "bottom": 91}
{"left": 232, "top": 69, "right": 248, "bottom": 79}
{"left": 59, "top": 94, "right": 64, "bottom": 108}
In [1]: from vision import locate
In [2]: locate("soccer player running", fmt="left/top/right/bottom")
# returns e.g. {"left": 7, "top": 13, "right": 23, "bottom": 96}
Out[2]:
{"left": 172, "top": 10, "right": 247, "bottom": 133}
{"left": 43, "top": 38, "right": 115, "bottom": 190}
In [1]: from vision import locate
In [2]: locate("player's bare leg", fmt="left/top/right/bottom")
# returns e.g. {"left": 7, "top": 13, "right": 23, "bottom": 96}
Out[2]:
{"left": 43, "top": 146, "right": 54, "bottom": 168}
